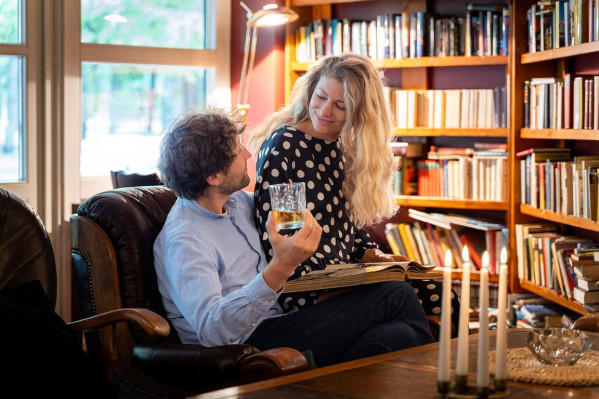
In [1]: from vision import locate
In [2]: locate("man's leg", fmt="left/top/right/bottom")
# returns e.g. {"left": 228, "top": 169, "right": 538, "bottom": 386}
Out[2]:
{"left": 245, "top": 281, "right": 434, "bottom": 367}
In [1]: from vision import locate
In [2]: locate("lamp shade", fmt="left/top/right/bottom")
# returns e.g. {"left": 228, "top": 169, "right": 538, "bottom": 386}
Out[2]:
{"left": 247, "top": 4, "right": 299, "bottom": 27}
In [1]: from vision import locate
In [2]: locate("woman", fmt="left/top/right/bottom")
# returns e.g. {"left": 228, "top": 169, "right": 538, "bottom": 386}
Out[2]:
{"left": 250, "top": 53, "right": 459, "bottom": 326}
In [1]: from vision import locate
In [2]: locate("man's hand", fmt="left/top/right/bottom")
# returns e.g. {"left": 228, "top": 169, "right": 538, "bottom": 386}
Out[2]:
{"left": 361, "top": 248, "right": 410, "bottom": 263}
{"left": 262, "top": 210, "right": 322, "bottom": 291}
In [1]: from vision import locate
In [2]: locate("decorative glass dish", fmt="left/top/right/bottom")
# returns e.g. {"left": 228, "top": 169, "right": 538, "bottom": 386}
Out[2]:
{"left": 526, "top": 328, "right": 593, "bottom": 366}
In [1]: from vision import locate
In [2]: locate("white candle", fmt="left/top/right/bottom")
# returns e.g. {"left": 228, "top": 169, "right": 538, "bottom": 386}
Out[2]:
{"left": 495, "top": 248, "right": 508, "bottom": 381}
{"left": 456, "top": 246, "right": 471, "bottom": 377}
{"left": 477, "top": 251, "right": 490, "bottom": 388}
{"left": 438, "top": 250, "right": 452, "bottom": 383}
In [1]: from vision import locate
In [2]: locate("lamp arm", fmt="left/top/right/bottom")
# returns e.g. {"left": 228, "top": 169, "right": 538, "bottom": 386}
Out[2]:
{"left": 243, "top": 26, "right": 259, "bottom": 106}
{"left": 238, "top": 24, "right": 253, "bottom": 106}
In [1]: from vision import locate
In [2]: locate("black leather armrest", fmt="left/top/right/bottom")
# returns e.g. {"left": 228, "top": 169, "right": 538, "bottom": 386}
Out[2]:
{"left": 132, "top": 344, "right": 259, "bottom": 389}
{"left": 132, "top": 343, "right": 308, "bottom": 392}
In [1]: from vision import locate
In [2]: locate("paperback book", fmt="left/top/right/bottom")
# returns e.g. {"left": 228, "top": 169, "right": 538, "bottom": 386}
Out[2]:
{"left": 282, "top": 261, "right": 442, "bottom": 293}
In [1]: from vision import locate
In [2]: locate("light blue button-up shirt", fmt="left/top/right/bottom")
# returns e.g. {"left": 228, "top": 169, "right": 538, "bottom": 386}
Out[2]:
{"left": 153, "top": 190, "right": 284, "bottom": 346}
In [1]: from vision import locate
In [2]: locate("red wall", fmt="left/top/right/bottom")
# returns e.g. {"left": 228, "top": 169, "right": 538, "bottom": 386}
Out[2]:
{"left": 230, "top": 0, "right": 287, "bottom": 131}
{"left": 231, "top": 1, "right": 287, "bottom": 191}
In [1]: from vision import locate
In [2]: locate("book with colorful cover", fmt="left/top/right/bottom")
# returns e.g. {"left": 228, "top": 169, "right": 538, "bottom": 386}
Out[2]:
{"left": 282, "top": 261, "right": 442, "bottom": 293}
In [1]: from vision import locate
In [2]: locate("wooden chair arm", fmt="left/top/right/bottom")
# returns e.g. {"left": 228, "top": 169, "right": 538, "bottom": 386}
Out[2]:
{"left": 67, "top": 308, "right": 170, "bottom": 338}
{"left": 240, "top": 347, "right": 309, "bottom": 378}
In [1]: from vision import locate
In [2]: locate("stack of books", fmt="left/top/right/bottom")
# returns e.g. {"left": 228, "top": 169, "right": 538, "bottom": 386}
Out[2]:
{"left": 513, "top": 297, "right": 564, "bottom": 328}
{"left": 572, "top": 245, "right": 599, "bottom": 307}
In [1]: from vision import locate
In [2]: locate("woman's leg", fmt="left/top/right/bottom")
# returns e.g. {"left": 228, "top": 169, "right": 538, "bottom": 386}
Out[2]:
{"left": 245, "top": 281, "right": 434, "bottom": 367}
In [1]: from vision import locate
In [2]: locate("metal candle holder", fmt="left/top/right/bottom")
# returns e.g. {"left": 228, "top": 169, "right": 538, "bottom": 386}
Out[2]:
{"left": 437, "top": 376, "right": 509, "bottom": 398}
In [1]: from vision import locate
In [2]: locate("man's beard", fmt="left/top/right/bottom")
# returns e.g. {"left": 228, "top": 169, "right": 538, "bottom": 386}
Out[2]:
{"left": 218, "top": 171, "right": 250, "bottom": 195}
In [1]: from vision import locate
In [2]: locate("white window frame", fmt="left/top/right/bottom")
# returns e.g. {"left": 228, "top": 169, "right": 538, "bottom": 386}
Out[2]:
{"left": 0, "top": 1, "right": 42, "bottom": 209}
{"left": 64, "top": 0, "right": 231, "bottom": 200}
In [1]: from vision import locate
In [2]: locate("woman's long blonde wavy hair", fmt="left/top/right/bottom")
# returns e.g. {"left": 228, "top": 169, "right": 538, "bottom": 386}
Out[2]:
{"left": 249, "top": 53, "right": 396, "bottom": 227}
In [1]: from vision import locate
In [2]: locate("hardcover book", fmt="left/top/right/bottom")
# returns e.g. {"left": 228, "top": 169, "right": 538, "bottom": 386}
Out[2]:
{"left": 282, "top": 262, "right": 442, "bottom": 293}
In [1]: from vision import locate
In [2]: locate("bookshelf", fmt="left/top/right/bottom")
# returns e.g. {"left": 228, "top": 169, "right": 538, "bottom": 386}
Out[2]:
{"left": 510, "top": 0, "right": 599, "bottom": 315}
{"left": 284, "top": 0, "right": 511, "bottom": 282}
{"left": 283, "top": 0, "right": 599, "bottom": 318}
{"left": 291, "top": 55, "right": 508, "bottom": 72}
{"left": 395, "top": 128, "right": 508, "bottom": 137}
{"left": 397, "top": 196, "right": 508, "bottom": 211}
{"left": 521, "top": 204, "right": 599, "bottom": 233}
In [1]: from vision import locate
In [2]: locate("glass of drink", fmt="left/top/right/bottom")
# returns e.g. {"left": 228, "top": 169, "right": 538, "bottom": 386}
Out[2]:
{"left": 268, "top": 182, "right": 306, "bottom": 230}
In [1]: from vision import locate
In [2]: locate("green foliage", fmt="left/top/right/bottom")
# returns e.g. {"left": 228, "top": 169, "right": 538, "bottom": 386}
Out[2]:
{"left": 0, "top": 0, "right": 19, "bottom": 43}
{"left": 81, "top": 0, "right": 206, "bottom": 48}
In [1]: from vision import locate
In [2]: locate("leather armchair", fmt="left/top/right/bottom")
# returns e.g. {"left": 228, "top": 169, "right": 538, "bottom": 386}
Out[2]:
{"left": 70, "top": 186, "right": 308, "bottom": 398}
{"left": 0, "top": 188, "right": 150, "bottom": 397}
{"left": 110, "top": 170, "right": 162, "bottom": 188}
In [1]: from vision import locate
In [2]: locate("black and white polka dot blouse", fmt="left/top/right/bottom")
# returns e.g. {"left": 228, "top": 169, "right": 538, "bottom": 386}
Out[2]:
{"left": 254, "top": 125, "right": 378, "bottom": 311}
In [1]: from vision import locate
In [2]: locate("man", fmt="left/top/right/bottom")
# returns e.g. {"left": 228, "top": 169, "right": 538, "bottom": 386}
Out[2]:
{"left": 154, "top": 108, "right": 434, "bottom": 368}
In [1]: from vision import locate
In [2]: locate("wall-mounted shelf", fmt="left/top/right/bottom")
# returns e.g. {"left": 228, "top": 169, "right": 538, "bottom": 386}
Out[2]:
{"left": 521, "top": 41, "right": 599, "bottom": 64}
{"left": 520, "top": 204, "right": 599, "bottom": 233}
{"left": 521, "top": 128, "right": 599, "bottom": 140}
{"left": 398, "top": 196, "right": 508, "bottom": 211}
{"left": 291, "top": 56, "right": 508, "bottom": 72}
{"left": 452, "top": 270, "right": 500, "bottom": 282}
{"left": 396, "top": 128, "right": 508, "bottom": 137}
{"left": 519, "top": 280, "right": 589, "bottom": 315}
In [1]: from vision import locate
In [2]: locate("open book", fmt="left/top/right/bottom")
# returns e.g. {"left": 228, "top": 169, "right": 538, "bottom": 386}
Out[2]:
{"left": 282, "top": 261, "right": 442, "bottom": 293}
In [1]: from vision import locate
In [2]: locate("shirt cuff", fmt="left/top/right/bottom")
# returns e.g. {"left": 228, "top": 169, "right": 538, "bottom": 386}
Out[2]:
{"left": 243, "top": 272, "right": 280, "bottom": 314}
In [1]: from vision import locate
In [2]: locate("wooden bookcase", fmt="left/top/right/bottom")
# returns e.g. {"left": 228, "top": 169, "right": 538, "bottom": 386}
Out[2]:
{"left": 510, "top": 0, "right": 599, "bottom": 315}
{"left": 284, "top": 0, "right": 510, "bottom": 285}
{"left": 283, "top": 0, "right": 599, "bottom": 314}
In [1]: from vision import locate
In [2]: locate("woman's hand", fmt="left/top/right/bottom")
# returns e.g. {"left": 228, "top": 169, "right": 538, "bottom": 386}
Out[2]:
{"left": 361, "top": 248, "right": 410, "bottom": 263}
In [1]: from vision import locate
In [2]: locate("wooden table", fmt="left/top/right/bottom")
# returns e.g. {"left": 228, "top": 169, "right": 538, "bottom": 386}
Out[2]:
{"left": 192, "top": 329, "right": 599, "bottom": 398}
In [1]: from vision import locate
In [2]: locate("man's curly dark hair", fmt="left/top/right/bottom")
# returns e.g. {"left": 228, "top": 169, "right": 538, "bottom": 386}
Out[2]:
{"left": 157, "top": 107, "right": 245, "bottom": 199}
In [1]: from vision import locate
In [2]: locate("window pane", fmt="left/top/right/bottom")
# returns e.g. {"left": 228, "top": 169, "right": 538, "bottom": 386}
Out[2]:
{"left": 81, "top": 0, "right": 207, "bottom": 49}
{"left": 0, "top": 0, "right": 22, "bottom": 44}
{"left": 0, "top": 56, "right": 24, "bottom": 182}
{"left": 81, "top": 63, "right": 207, "bottom": 176}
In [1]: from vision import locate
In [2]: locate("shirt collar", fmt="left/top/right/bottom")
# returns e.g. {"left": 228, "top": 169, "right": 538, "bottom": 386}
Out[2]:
{"left": 181, "top": 196, "right": 237, "bottom": 219}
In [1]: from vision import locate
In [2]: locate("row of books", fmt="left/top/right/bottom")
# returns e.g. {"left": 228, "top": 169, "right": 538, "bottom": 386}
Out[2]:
{"left": 392, "top": 145, "right": 507, "bottom": 201}
{"left": 390, "top": 87, "right": 507, "bottom": 129}
{"left": 454, "top": 279, "right": 500, "bottom": 312}
{"left": 294, "top": 4, "right": 509, "bottom": 63}
{"left": 518, "top": 148, "right": 599, "bottom": 220}
{"left": 387, "top": 210, "right": 507, "bottom": 273}
{"left": 527, "top": 0, "right": 599, "bottom": 53}
{"left": 511, "top": 294, "right": 575, "bottom": 328}
{"left": 523, "top": 75, "right": 599, "bottom": 130}
{"left": 415, "top": 156, "right": 507, "bottom": 201}
{"left": 515, "top": 223, "right": 599, "bottom": 307}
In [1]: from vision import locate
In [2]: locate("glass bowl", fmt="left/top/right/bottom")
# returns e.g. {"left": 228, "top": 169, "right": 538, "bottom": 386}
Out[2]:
{"left": 526, "top": 328, "right": 593, "bottom": 366}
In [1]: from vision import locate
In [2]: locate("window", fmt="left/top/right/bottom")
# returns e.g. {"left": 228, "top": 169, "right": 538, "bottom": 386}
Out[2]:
{"left": 0, "top": 55, "right": 24, "bottom": 182}
{"left": 72, "top": 0, "right": 230, "bottom": 198}
{"left": 81, "top": 0, "right": 207, "bottom": 49}
{"left": 0, "top": 0, "right": 41, "bottom": 203}
{"left": 80, "top": 64, "right": 208, "bottom": 176}
{"left": 0, "top": 1, "right": 23, "bottom": 182}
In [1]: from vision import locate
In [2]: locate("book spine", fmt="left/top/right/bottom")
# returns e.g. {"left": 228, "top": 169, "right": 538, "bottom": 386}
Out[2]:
{"left": 523, "top": 80, "right": 530, "bottom": 128}
{"left": 501, "top": 7, "right": 509, "bottom": 55}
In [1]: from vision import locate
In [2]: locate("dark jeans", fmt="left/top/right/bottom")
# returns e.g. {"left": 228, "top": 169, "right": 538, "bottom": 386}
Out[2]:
{"left": 245, "top": 281, "right": 434, "bottom": 368}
